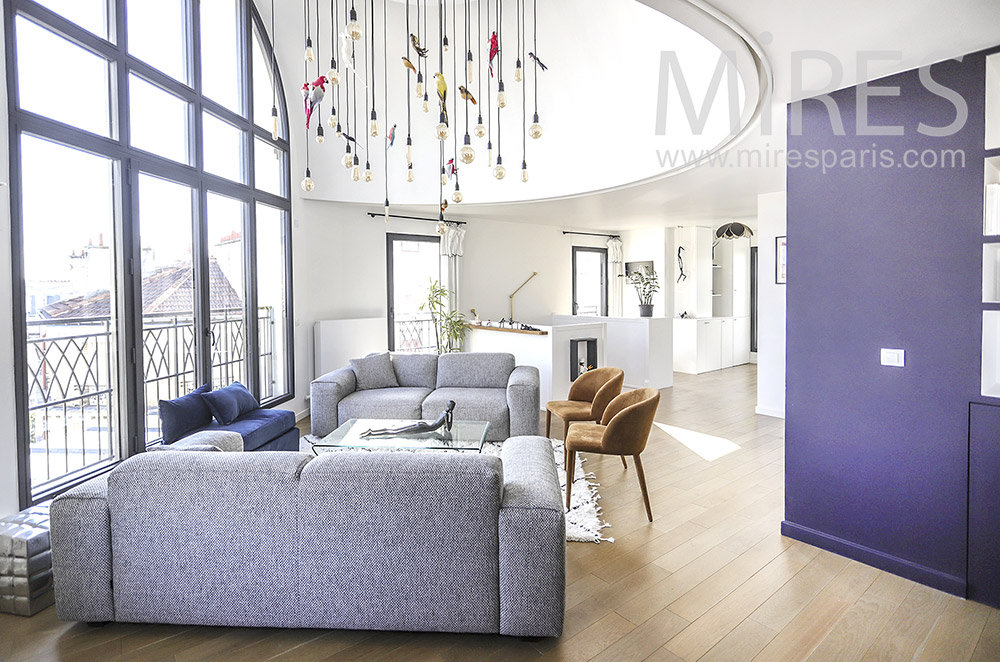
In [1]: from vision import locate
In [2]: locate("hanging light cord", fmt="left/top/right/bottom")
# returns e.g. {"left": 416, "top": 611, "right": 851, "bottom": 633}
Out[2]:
{"left": 271, "top": 0, "right": 277, "bottom": 116}
{"left": 532, "top": 0, "right": 538, "bottom": 115}
{"left": 476, "top": 0, "right": 482, "bottom": 116}
{"left": 452, "top": 0, "right": 458, "bottom": 170}
{"left": 316, "top": 0, "right": 322, "bottom": 127}
{"left": 406, "top": 0, "right": 411, "bottom": 142}
{"left": 521, "top": 0, "right": 526, "bottom": 166}
{"left": 363, "top": 0, "right": 370, "bottom": 161}
{"left": 383, "top": 0, "right": 389, "bottom": 202}
{"left": 496, "top": 0, "right": 502, "bottom": 162}
{"left": 304, "top": 0, "right": 311, "bottom": 172}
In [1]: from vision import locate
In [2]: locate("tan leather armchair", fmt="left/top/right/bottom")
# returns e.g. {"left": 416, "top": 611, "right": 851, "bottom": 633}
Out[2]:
{"left": 545, "top": 367, "right": 625, "bottom": 440}
{"left": 565, "top": 388, "right": 660, "bottom": 522}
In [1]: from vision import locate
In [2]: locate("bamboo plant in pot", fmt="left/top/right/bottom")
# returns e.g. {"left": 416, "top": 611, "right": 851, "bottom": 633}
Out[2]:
{"left": 626, "top": 266, "right": 660, "bottom": 317}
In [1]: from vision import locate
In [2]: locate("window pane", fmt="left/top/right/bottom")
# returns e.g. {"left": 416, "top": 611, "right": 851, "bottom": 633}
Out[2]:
{"left": 253, "top": 29, "right": 282, "bottom": 137}
{"left": 137, "top": 175, "right": 197, "bottom": 444}
{"left": 21, "top": 135, "right": 119, "bottom": 492}
{"left": 127, "top": 0, "right": 188, "bottom": 83}
{"left": 390, "top": 239, "right": 441, "bottom": 353}
{"left": 256, "top": 204, "right": 288, "bottom": 400}
{"left": 200, "top": 0, "right": 243, "bottom": 114}
{"left": 16, "top": 18, "right": 110, "bottom": 137}
{"left": 129, "top": 74, "right": 190, "bottom": 163}
{"left": 254, "top": 137, "right": 283, "bottom": 196}
{"left": 207, "top": 193, "right": 247, "bottom": 389}
{"left": 203, "top": 112, "right": 246, "bottom": 182}
{"left": 33, "top": 0, "right": 109, "bottom": 39}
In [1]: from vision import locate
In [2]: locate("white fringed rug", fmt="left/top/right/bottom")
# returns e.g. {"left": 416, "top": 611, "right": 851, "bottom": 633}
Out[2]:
{"left": 300, "top": 435, "right": 613, "bottom": 544}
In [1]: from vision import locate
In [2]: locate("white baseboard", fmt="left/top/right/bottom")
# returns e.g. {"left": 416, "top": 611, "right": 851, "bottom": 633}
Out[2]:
{"left": 295, "top": 409, "right": 310, "bottom": 422}
{"left": 755, "top": 405, "right": 785, "bottom": 419}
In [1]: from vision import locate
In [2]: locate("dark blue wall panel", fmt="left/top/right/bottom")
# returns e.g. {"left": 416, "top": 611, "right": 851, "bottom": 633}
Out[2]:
{"left": 783, "top": 53, "right": 989, "bottom": 595}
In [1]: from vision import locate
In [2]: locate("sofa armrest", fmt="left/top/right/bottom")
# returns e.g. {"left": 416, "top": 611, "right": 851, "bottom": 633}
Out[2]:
{"left": 310, "top": 367, "right": 358, "bottom": 437}
{"left": 498, "top": 436, "right": 565, "bottom": 637}
{"left": 156, "top": 430, "right": 243, "bottom": 452}
{"left": 50, "top": 475, "right": 114, "bottom": 622}
{"left": 507, "top": 365, "right": 540, "bottom": 438}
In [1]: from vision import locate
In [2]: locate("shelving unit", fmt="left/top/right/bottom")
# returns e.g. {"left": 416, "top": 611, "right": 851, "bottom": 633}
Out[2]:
{"left": 986, "top": 157, "right": 1000, "bottom": 235}
{"left": 984, "top": 244, "right": 1000, "bottom": 303}
{"left": 983, "top": 56, "right": 1000, "bottom": 397}
{"left": 987, "top": 53, "right": 1000, "bottom": 150}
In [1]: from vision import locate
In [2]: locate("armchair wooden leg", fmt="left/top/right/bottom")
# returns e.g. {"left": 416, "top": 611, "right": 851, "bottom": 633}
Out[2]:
{"left": 634, "top": 454, "right": 653, "bottom": 522}
{"left": 563, "top": 420, "right": 570, "bottom": 441}
{"left": 620, "top": 455, "right": 628, "bottom": 469}
{"left": 545, "top": 409, "right": 552, "bottom": 437}
{"left": 566, "top": 450, "right": 576, "bottom": 510}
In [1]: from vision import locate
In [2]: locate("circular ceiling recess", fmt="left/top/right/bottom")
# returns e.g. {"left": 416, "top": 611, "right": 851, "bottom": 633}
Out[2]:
{"left": 300, "top": 0, "right": 769, "bottom": 206}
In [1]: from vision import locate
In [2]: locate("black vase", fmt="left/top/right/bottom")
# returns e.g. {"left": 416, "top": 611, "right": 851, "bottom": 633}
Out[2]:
{"left": 638, "top": 304, "right": 653, "bottom": 318}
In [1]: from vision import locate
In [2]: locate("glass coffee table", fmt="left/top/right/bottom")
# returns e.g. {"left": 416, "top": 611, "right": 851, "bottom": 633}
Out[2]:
{"left": 311, "top": 418, "right": 491, "bottom": 454}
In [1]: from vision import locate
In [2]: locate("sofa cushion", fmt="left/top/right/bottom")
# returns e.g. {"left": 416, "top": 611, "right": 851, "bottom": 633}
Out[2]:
{"left": 194, "top": 408, "right": 296, "bottom": 451}
{"left": 423, "top": 388, "right": 510, "bottom": 441}
{"left": 201, "top": 382, "right": 258, "bottom": 425}
{"left": 338, "top": 387, "right": 432, "bottom": 425}
{"left": 436, "top": 353, "right": 515, "bottom": 389}
{"left": 350, "top": 352, "right": 400, "bottom": 390}
{"left": 158, "top": 383, "right": 212, "bottom": 443}
{"left": 391, "top": 353, "right": 438, "bottom": 389}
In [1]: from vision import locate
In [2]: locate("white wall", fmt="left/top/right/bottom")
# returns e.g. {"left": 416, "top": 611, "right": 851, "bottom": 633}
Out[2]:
{"left": 283, "top": 198, "right": 610, "bottom": 420}
{"left": 620, "top": 227, "right": 672, "bottom": 318}
{"left": 756, "top": 191, "right": 786, "bottom": 418}
{"left": 0, "top": 21, "right": 18, "bottom": 518}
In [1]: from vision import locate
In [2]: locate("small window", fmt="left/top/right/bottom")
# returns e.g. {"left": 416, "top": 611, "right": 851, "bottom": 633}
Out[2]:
{"left": 203, "top": 112, "right": 246, "bottom": 183}
{"left": 387, "top": 235, "right": 442, "bottom": 352}
{"left": 200, "top": 0, "right": 244, "bottom": 114}
{"left": 129, "top": 74, "right": 191, "bottom": 163}
{"left": 572, "top": 247, "right": 609, "bottom": 316}
{"left": 34, "top": 0, "right": 109, "bottom": 39}
{"left": 126, "top": 0, "right": 189, "bottom": 83}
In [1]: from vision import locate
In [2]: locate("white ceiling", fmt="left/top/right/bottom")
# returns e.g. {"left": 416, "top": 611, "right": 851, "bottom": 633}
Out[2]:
{"left": 263, "top": 0, "right": 1000, "bottom": 232}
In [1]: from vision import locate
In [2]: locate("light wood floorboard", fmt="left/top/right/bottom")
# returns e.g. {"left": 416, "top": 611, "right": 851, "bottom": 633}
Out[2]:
{"left": 2, "top": 364, "right": 997, "bottom": 661}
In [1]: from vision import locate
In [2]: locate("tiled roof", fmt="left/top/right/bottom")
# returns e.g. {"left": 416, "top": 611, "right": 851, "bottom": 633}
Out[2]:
{"left": 39, "top": 259, "right": 243, "bottom": 320}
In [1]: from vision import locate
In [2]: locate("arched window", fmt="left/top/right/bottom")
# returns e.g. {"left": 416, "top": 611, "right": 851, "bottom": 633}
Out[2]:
{"left": 7, "top": 0, "right": 292, "bottom": 504}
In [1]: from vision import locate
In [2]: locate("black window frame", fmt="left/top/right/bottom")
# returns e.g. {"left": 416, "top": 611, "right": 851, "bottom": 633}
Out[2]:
{"left": 386, "top": 233, "right": 441, "bottom": 351}
{"left": 6, "top": 0, "right": 293, "bottom": 508}
{"left": 572, "top": 246, "right": 609, "bottom": 317}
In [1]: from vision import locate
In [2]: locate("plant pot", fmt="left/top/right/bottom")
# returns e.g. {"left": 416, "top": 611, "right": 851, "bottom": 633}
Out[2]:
{"left": 638, "top": 304, "right": 653, "bottom": 318}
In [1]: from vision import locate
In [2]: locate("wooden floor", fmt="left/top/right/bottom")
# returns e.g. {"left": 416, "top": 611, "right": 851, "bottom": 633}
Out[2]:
{"left": 4, "top": 364, "right": 999, "bottom": 661}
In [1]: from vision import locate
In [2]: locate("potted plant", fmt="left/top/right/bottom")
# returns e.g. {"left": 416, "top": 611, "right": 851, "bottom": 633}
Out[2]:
{"left": 626, "top": 266, "right": 660, "bottom": 317}
{"left": 420, "top": 280, "right": 468, "bottom": 354}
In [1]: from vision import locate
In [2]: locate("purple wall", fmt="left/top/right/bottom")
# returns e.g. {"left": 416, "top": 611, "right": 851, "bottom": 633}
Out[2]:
{"left": 783, "top": 53, "right": 990, "bottom": 594}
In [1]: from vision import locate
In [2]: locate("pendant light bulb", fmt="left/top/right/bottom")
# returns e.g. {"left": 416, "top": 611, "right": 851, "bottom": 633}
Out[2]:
{"left": 487, "top": 140, "right": 493, "bottom": 167}
{"left": 300, "top": 168, "right": 315, "bottom": 192}
{"left": 435, "top": 115, "right": 450, "bottom": 141}
{"left": 370, "top": 110, "right": 379, "bottom": 137}
{"left": 343, "top": 147, "right": 354, "bottom": 169}
{"left": 315, "top": 125, "right": 325, "bottom": 144}
{"left": 493, "top": 156, "right": 506, "bottom": 180}
{"left": 335, "top": 122, "right": 343, "bottom": 138}
{"left": 304, "top": 37, "right": 315, "bottom": 62}
{"left": 521, "top": 160, "right": 529, "bottom": 183}
{"left": 514, "top": 60, "right": 523, "bottom": 83}
{"left": 407, "top": 164, "right": 415, "bottom": 182}
{"left": 474, "top": 115, "right": 486, "bottom": 138}
{"left": 270, "top": 107, "right": 279, "bottom": 141}
{"left": 459, "top": 134, "right": 475, "bottom": 164}
{"left": 443, "top": 35, "right": 449, "bottom": 52}
{"left": 467, "top": 52, "right": 474, "bottom": 82}
{"left": 346, "top": 6, "right": 363, "bottom": 41}
{"left": 352, "top": 155, "right": 361, "bottom": 181}
{"left": 422, "top": 94, "right": 430, "bottom": 113}
{"left": 529, "top": 112, "right": 543, "bottom": 139}
{"left": 415, "top": 74, "right": 425, "bottom": 98}
{"left": 384, "top": 199, "right": 390, "bottom": 223}
{"left": 440, "top": 167, "right": 447, "bottom": 186}
{"left": 327, "top": 62, "right": 341, "bottom": 85}
{"left": 406, "top": 137, "right": 413, "bottom": 164}
{"left": 496, "top": 81, "right": 507, "bottom": 109}
{"left": 328, "top": 112, "right": 338, "bottom": 129}
{"left": 364, "top": 161, "right": 373, "bottom": 182}
{"left": 452, "top": 184, "right": 463, "bottom": 203}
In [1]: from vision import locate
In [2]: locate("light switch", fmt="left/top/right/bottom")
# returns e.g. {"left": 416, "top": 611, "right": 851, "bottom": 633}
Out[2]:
{"left": 881, "top": 348, "right": 905, "bottom": 367}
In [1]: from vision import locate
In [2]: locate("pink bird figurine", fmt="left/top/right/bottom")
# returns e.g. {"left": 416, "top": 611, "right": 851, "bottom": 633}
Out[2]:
{"left": 446, "top": 158, "right": 457, "bottom": 180}
{"left": 303, "top": 76, "right": 327, "bottom": 129}
{"left": 488, "top": 31, "right": 499, "bottom": 77}
{"left": 385, "top": 123, "right": 397, "bottom": 149}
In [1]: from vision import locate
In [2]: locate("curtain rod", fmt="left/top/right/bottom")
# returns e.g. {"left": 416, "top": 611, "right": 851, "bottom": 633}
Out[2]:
{"left": 366, "top": 212, "right": 467, "bottom": 225}
{"left": 562, "top": 230, "right": 620, "bottom": 239}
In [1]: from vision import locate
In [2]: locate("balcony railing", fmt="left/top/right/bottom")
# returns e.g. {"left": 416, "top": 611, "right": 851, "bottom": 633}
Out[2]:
{"left": 26, "top": 308, "right": 274, "bottom": 492}
{"left": 393, "top": 314, "right": 438, "bottom": 353}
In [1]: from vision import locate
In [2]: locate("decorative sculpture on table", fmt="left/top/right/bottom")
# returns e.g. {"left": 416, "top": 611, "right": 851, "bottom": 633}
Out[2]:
{"left": 677, "top": 246, "right": 687, "bottom": 282}
{"left": 360, "top": 401, "right": 456, "bottom": 437}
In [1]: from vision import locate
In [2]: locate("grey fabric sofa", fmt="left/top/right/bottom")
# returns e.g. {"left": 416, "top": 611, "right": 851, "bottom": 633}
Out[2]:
{"left": 310, "top": 352, "right": 540, "bottom": 442}
{"left": 49, "top": 436, "right": 565, "bottom": 637}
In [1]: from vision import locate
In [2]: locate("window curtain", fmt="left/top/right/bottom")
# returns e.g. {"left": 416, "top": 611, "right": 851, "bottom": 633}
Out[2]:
{"left": 607, "top": 236, "right": 624, "bottom": 317}
{"left": 440, "top": 223, "right": 465, "bottom": 313}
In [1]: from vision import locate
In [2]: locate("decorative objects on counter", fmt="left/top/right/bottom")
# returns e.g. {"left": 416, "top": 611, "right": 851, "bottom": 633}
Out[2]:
{"left": 465, "top": 322, "right": 548, "bottom": 336}
{"left": 625, "top": 265, "right": 660, "bottom": 317}
{"left": 569, "top": 337, "right": 599, "bottom": 381}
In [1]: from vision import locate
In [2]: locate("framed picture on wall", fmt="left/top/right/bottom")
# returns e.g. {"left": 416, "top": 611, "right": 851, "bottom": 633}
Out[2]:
{"left": 776, "top": 236, "right": 787, "bottom": 284}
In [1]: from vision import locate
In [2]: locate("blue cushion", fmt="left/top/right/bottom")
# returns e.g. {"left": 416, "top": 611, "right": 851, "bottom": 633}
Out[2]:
{"left": 202, "top": 382, "right": 259, "bottom": 425}
{"left": 158, "top": 383, "right": 212, "bottom": 443}
{"left": 195, "top": 408, "right": 296, "bottom": 451}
